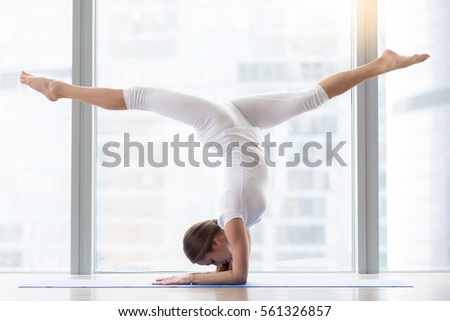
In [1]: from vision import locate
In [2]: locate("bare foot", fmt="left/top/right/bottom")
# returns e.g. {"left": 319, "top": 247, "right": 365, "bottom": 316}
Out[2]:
{"left": 379, "top": 49, "right": 430, "bottom": 73}
{"left": 19, "top": 71, "right": 61, "bottom": 101}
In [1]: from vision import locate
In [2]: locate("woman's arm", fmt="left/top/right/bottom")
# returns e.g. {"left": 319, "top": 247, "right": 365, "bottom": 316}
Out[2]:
{"left": 199, "top": 217, "right": 249, "bottom": 284}
{"left": 153, "top": 218, "right": 250, "bottom": 285}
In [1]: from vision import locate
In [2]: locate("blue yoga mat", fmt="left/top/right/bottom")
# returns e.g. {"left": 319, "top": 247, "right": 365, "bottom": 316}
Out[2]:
{"left": 19, "top": 278, "right": 412, "bottom": 288}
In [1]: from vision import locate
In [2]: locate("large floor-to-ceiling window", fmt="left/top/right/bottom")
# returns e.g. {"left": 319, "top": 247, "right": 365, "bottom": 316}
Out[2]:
{"left": 378, "top": 0, "right": 450, "bottom": 271}
{"left": 95, "top": 0, "right": 353, "bottom": 272}
{"left": 1, "top": 0, "right": 448, "bottom": 274}
{"left": 0, "top": 0, "right": 72, "bottom": 272}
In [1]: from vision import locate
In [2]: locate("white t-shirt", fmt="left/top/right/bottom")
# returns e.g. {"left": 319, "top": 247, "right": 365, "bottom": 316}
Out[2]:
{"left": 198, "top": 102, "right": 272, "bottom": 229}
{"left": 215, "top": 126, "right": 272, "bottom": 229}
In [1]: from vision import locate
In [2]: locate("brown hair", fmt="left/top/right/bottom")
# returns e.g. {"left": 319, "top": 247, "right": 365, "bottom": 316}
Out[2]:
{"left": 183, "top": 219, "right": 222, "bottom": 264}
{"left": 216, "top": 261, "right": 232, "bottom": 272}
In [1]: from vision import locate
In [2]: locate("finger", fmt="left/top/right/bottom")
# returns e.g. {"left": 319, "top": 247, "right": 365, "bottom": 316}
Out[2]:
{"left": 153, "top": 279, "right": 170, "bottom": 285}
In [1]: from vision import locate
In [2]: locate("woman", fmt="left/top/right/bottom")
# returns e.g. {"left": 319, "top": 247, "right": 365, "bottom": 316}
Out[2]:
{"left": 20, "top": 50, "right": 429, "bottom": 285}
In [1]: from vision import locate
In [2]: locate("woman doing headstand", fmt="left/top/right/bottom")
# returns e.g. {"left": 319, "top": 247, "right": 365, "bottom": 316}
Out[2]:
{"left": 20, "top": 50, "right": 429, "bottom": 285}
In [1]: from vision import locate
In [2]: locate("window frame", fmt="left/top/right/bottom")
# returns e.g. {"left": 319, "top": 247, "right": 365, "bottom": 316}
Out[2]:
{"left": 71, "top": 0, "right": 96, "bottom": 274}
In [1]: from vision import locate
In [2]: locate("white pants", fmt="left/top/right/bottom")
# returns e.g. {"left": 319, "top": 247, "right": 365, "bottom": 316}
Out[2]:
{"left": 123, "top": 83, "right": 329, "bottom": 144}
{"left": 123, "top": 84, "right": 329, "bottom": 228}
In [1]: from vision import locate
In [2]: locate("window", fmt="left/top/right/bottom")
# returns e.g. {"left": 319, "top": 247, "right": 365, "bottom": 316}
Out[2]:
{"left": 0, "top": 0, "right": 72, "bottom": 271}
{"left": 378, "top": 0, "right": 450, "bottom": 270}
{"left": 95, "top": 0, "right": 352, "bottom": 272}
{"left": 7, "top": 0, "right": 439, "bottom": 274}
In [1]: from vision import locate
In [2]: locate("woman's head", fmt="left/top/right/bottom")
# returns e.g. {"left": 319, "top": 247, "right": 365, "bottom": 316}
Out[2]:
{"left": 183, "top": 219, "right": 232, "bottom": 271}
{"left": 183, "top": 219, "right": 222, "bottom": 264}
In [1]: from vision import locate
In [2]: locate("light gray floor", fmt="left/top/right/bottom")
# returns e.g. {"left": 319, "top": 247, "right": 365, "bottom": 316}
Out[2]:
{"left": 2, "top": 273, "right": 450, "bottom": 301}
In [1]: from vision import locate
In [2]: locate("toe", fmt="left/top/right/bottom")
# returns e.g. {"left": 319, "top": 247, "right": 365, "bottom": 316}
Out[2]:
{"left": 20, "top": 72, "right": 27, "bottom": 82}
{"left": 421, "top": 53, "right": 430, "bottom": 61}
{"left": 21, "top": 71, "right": 32, "bottom": 77}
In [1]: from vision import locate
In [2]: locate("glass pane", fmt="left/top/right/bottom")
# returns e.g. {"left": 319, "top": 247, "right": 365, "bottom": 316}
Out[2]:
{"left": 96, "top": 0, "right": 352, "bottom": 272}
{"left": 0, "top": 0, "right": 72, "bottom": 271}
{"left": 379, "top": 0, "right": 450, "bottom": 271}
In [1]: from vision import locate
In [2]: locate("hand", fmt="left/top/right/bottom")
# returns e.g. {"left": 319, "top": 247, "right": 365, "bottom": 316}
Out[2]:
{"left": 153, "top": 273, "right": 192, "bottom": 285}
